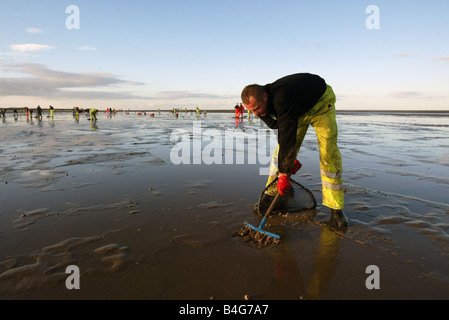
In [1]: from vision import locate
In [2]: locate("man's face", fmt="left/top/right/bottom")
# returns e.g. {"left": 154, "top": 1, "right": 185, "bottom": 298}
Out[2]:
{"left": 244, "top": 93, "right": 268, "bottom": 117}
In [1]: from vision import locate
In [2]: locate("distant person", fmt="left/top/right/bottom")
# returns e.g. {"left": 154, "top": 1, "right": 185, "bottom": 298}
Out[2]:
{"left": 36, "top": 105, "right": 43, "bottom": 120}
{"left": 49, "top": 105, "right": 54, "bottom": 118}
{"left": 72, "top": 107, "right": 80, "bottom": 122}
{"left": 0, "top": 109, "right": 5, "bottom": 118}
{"left": 239, "top": 103, "right": 244, "bottom": 118}
{"left": 241, "top": 73, "right": 347, "bottom": 228}
{"left": 89, "top": 108, "right": 98, "bottom": 121}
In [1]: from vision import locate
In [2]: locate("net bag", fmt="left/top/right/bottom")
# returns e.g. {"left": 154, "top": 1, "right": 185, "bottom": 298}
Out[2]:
{"left": 256, "top": 177, "right": 317, "bottom": 215}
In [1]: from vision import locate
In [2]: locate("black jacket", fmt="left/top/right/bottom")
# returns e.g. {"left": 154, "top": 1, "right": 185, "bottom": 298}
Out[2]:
{"left": 259, "top": 73, "right": 327, "bottom": 173}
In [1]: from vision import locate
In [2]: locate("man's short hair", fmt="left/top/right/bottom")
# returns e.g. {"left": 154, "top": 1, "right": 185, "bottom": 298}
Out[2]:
{"left": 241, "top": 84, "right": 265, "bottom": 105}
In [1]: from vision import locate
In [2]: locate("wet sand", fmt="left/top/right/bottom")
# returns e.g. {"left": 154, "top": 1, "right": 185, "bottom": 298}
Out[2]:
{"left": 1, "top": 111, "right": 449, "bottom": 300}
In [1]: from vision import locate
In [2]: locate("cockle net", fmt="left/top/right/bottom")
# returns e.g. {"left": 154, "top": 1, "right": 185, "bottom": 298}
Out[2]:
{"left": 256, "top": 177, "right": 317, "bottom": 216}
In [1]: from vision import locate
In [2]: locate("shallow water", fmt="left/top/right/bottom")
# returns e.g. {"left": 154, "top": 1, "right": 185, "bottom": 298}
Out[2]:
{"left": 1, "top": 110, "right": 449, "bottom": 299}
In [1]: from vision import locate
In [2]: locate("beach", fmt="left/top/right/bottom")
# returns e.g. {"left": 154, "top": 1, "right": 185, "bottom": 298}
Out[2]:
{"left": 1, "top": 110, "right": 449, "bottom": 300}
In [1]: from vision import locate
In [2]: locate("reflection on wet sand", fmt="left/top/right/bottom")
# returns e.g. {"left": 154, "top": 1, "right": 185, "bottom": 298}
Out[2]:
{"left": 264, "top": 214, "right": 343, "bottom": 300}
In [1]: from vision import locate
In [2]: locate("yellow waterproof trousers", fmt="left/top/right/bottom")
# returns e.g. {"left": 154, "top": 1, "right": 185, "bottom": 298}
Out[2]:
{"left": 265, "top": 85, "right": 344, "bottom": 210}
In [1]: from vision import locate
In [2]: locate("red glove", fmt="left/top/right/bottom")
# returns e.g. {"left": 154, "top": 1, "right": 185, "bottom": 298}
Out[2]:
{"left": 291, "top": 159, "right": 302, "bottom": 175}
{"left": 277, "top": 175, "right": 292, "bottom": 196}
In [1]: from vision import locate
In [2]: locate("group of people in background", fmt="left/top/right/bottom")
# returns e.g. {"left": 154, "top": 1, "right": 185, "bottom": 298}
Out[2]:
{"left": 0, "top": 105, "right": 105, "bottom": 124}
{"left": 72, "top": 107, "right": 99, "bottom": 121}
{"left": 170, "top": 106, "right": 206, "bottom": 118}
{"left": 1, "top": 105, "right": 55, "bottom": 121}
{"left": 3, "top": 105, "right": 256, "bottom": 122}
{"left": 2, "top": 106, "right": 209, "bottom": 120}
{"left": 235, "top": 103, "right": 251, "bottom": 118}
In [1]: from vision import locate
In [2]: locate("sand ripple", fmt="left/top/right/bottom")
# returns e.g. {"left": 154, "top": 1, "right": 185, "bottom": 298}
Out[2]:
{"left": 0, "top": 233, "right": 129, "bottom": 294}
{"left": 345, "top": 183, "right": 449, "bottom": 250}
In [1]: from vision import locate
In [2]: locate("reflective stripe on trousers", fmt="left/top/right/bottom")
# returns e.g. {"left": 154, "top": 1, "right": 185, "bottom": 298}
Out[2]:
{"left": 265, "top": 85, "right": 344, "bottom": 210}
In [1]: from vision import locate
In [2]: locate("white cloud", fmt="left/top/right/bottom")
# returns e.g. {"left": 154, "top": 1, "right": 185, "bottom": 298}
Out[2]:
{"left": 10, "top": 44, "right": 55, "bottom": 52}
{"left": 0, "top": 63, "right": 144, "bottom": 100}
{"left": 26, "top": 28, "right": 43, "bottom": 34}
{"left": 433, "top": 56, "right": 449, "bottom": 63}
{"left": 389, "top": 91, "right": 423, "bottom": 98}
{"left": 154, "top": 91, "right": 232, "bottom": 100}
{"left": 389, "top": 91, "right": 447, "bottom": 101}
{"left": 77, "top": 46, "right": 98, "bottom": 51}
{"left": 0, "top": 63, "right": 233, "bottom": 104}
{"left": 395, "top": 53, "right": 420, "bottom": 58}
{"left": 0, "top": 51, "right": 32, "bottom": 58}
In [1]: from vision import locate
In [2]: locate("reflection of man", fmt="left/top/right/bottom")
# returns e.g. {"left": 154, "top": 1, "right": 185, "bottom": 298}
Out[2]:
{"left": 305, "top": 226, "right": 341, "bottom": 299}
{"left": 265, "top": 222, "right": 342, "bottom": 300}
{"left": 241, "top": 73, "right": 347, "bottom": 227}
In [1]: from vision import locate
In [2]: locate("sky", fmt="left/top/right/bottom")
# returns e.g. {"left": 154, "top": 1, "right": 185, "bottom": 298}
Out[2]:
{"left": 0, "top": 0, "right": 448, "bottom": 111}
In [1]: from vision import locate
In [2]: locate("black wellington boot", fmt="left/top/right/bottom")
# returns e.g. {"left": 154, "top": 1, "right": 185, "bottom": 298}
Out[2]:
{"left": 330, "top": 209, "right": 349, "bottom": 229}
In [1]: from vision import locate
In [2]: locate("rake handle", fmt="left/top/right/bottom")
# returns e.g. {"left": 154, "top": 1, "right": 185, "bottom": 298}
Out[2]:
{"left": 259, "top": 192, "right": 282, "bottom": 229}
